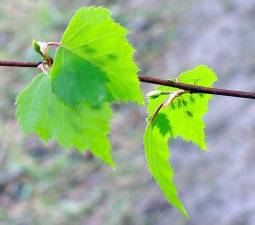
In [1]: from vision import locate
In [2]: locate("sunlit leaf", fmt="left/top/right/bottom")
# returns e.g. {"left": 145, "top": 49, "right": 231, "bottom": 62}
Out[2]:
{"left": 50, "top": 7, "right": 144, "bottom": 107}
{"left": 16, "top": 74, "right": 114, "bottom": 167}
{"left": 144, "top": 65, "right": 218, "bottom": 216}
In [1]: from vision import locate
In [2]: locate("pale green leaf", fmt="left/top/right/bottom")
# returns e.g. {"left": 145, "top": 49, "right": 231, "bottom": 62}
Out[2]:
{"left": 144, "top": 125, "right": 189, "bottom": 218}
{"left": 148, "top": 65, "right": 218, "bottom": 150}
{"left": 50, "top": 6, "right": 144, "bottom": 106}
{"left": 144, "top": 65, "right": 218, "bottom": 216}
{"left": 16, "top": 74, "right": 114, "bottom": 167}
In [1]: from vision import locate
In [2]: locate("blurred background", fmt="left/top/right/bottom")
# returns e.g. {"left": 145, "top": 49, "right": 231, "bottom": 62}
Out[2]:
{"left": 0, "top": 0, "right": 255, "bottom": 224}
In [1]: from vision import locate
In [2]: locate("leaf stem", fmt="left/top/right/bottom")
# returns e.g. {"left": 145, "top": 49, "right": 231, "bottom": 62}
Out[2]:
{"left": 47, "top": 42, "right": 61, "bottom": 47}
{"left": 148, "top": 90, "right": 187, "bottom": 125}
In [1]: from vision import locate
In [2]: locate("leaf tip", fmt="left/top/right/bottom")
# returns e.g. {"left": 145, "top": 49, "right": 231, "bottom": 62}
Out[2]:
{"left": 181, "top": 208, "right": 190, "bottom": 219}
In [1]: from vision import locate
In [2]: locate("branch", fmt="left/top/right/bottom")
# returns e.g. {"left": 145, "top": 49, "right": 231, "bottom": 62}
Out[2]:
{"left": 0, "top": 60, "right": 255, "bottom": 99}
{"left": 139, "top": 76, "right": 255, "bottom": 99}
{"left": 0, "top": 60, "right": 41, "bottom": 68}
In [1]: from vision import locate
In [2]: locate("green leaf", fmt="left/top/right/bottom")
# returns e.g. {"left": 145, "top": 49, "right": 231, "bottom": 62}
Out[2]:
{"left": 144, "top": 125, "right": 189, "bottom": 218}
{"left": 16, "top": 74, "right": 114, "bottom": 167}
{"left": 50, "top": 6, "right": 144, "bottom": 107}
{"left": 32, "top": 39, "right": 42, "bottom": 55}
{"left": 144, "top": 65, "right": 218, "bottom": 216}
{"left": 50, "top": 48, "right": 110, "bottom": 107}
{"left": 148, "top": 65, "right": 218, "bottom": 149}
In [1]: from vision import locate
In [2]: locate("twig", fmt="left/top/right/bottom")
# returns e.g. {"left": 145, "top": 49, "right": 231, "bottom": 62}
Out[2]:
{"left": 0, "top": 60, "right": 41, "bottom": 67}
{"left": 139, "top": 76, "right": 255, "bottom": 99}
{"left": 0, "top": 59, "right": 255, "bottom": 99}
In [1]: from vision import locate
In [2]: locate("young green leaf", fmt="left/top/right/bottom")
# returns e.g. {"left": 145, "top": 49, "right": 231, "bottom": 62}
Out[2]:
{"left": 32, "top": 39, "right": 42, "bottom": 55}
{"left": 144, "top": 125, "right": 189, "bottom": 218}
{"left": 16, "top": 74, "right": 114, "bottom": 167}
{"left": 144, "top": 65, "right": 218, "bottom": 217}
{"left": 148, "top": 65, "right": 218, "bottom": 149}
{"left": 50, "top": 6, "right": 144, "bottom": 107}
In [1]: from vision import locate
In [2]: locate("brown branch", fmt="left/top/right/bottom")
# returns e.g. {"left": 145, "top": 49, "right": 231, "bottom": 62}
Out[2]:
{"left": 139, "top": 76, "right": 255, "bottom": 99}
{"left": 0, "top": 60, "right": 41, "bottom": 68}
{"left": 0, "top": 59, "right": 255, "bottom": 99}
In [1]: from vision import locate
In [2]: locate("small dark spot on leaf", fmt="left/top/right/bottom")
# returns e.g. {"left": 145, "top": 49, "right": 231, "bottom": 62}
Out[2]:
{"left": 193, "top": 78, "right": 201, "bottom": 84}
{"left": 107, "top": 53, "right": 118, "bottom": 60}
{"left": 182, "top": 100, "right": 187, "bottom": 106}
{"left": 85, "top": 47, "right": 97, "bottom": 54}
{"left": 177, "top": 99, "right": 182, "bottom": 108}
{"left": 189, "top": 95, "right": 196, "bottom": 103}
{"left": 186, "top": 110, "right": 193, "bottom": 117}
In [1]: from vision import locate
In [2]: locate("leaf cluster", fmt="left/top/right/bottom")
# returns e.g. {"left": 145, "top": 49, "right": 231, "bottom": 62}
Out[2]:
{"left": 15, "top": 6, "right": 218, "bottom": 218}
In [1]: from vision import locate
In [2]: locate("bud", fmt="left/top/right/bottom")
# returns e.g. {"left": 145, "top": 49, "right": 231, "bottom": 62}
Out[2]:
{"left": 32, "top": 39, "right": 42, "bottom": 55}
{"left": 37, "top": 41, "right": 48, "bottom": 56}
{"left": 32, "top": 40, "right": 48, "bottom": 56}
{"left": 146, "top": 90, "right": 162, "bottom": 99}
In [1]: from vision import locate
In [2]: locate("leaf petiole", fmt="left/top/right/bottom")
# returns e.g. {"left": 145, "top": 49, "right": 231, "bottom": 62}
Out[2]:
{"left": 148, "top": 90, "right": 188, "bottom": 125}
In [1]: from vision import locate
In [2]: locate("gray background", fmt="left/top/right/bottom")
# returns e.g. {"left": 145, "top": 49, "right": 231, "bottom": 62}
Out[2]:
{"left": 0, "top": 0, "right": 255, "bottom": 224}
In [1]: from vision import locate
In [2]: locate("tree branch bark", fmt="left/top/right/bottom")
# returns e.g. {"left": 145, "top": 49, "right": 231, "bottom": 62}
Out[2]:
{"left": 139, "top": 76, "right": 255, "bottom": 99}
{"left": 1, "top": 60, "right": 255, "bottom": 99}
{"left": 0, "top": 60, "right": 41, "bottom": 67}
